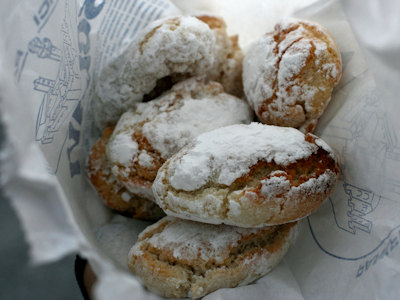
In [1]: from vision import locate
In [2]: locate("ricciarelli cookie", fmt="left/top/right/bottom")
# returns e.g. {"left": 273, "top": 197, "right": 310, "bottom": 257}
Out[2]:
{"left": 106, "top": 78, "right": 253, "bottom": 202}
{"left": 153, "top": 123, "right": 340, "bottom": 227}
{"left": 243, "top": 19, "right": 342, "bottom": 133}
{"left": 87, "top": 127, "right": 164, "bottom": 220}
{"left": 198, "top": 15, "right": 244, "bottom": 98}
{"left": 128, "top": 216, "right": 298, "bottom": 299}
{"left": 94, "top": 15, "right": 243, "bottom": 127}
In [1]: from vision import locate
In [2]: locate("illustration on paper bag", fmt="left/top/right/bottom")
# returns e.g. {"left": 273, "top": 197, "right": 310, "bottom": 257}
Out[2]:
{"left": 33, "top": 32, "right": 80, "bottom": 145}
{"left": 308, "top": 79, "right": 400, "bottom": 262}
{"left": 13, "top": 0, "right": 105, "bottom": 175}
{"left": 339, "top": 183, "right": 380, "bottom": 235}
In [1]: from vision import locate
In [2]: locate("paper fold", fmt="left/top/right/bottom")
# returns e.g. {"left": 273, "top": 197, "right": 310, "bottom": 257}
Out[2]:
{"left": 1, "top": 0, "right": 400, "bottom": 298}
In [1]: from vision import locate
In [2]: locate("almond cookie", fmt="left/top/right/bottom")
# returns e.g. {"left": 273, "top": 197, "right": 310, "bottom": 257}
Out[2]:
{"left": 106, "top": 78, "right": 253, "bottom": 202}
{"left": 128, "top": 216, "right": 298, "bottom": 299}
{"left": 153, "top": 123, "right": 340, "bottom": 227}
{"left": 87, "top": 127, "right": 164, "bottom": 220}
{"left": 243, "top": 19, "right": 342, "bottom": 133}
{"left": 197, "top": 15, "right": 244, "bottom": 98}
{"left": 94, "top": 15, "right": 243, "bottom": 127}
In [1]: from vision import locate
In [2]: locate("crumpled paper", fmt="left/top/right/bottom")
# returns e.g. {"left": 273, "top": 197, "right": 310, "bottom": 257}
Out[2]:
{"left": 1, "top": 0, "right": 400, "bottom": 299}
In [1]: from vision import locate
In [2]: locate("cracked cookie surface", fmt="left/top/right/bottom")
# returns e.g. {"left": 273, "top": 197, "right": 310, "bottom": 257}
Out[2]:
{"left": 87, "top": 127, "right": 164, "bottom": 220}
{"left": 94, "top": 15, "right": 245, "bottom": 128}
{"left": 243, "top": 19, "right": 342, "bottom": 133}
{"left": 152, "top": 123, "right": 340, "bottom": 227}
{"left": 107, "top": 78, "right": 253, "bottom": 202}
{"left": 128, "top": 216, "right": 298, "bottom": 298}
{"left": 197, "top": 15, "right": 244, "bottom": 98}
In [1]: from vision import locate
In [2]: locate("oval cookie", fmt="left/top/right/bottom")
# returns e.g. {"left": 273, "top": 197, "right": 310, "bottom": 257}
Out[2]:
{"left": 128, "top": 216, "right": 298, "bottom": 298}
{"left": 243, "top": 19, "right": 342, "bottom": 133}
{"left": 106, "top": 78, "right": 253, "bottom": 202}
{"left": 94, "top": 15, "right": 244, "bottom": 127}
{"left": 87, "top": 127, "right": 164, "bottom": 220}
{"left": 153, "top": 123, "right": 340, "bottom": 227}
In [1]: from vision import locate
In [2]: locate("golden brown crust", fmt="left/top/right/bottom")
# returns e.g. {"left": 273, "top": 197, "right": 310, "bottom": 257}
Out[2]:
{"left": 197, "top": 15, "right": 244, "bottom": 98}
{"left": 243, "top": 19, "right": 342, "bottom": 133}
{"left": 114, "top": 130, "right": 165, "bottom": 194}
{"left": 153, "top": 125, "right": 340, "bottom": 227}
{"left": 87, "top": 128, "right": 164, "bottom": 220}
{"left": 228, "top": 134, "right": 340, "bottom": 225}
{"left": 108, "top": 78, "right": 252, "bottom": 202}
{"left": 263, "top": 21, "right": 341, "bottom": 132}
{"left": 233, "top": 134, "right": 338, "bottom": 188}
{"left": 196, "top": 15, "right": 225, "bottom": 29}
{"left": 128, "top": 217, "right": 298, "bottom": 298}
{"left": 108, "top": 93, "right": 182, "bottom": 198}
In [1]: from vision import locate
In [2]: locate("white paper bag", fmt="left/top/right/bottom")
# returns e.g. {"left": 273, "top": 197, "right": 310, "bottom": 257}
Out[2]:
{"left": 1, "top": 0, "right": 400, "bottom": 298}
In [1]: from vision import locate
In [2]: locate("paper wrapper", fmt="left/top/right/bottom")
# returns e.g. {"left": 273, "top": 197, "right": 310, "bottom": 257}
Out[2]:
{"left": 1, "top": 0, "right": 400, "bottom": 298}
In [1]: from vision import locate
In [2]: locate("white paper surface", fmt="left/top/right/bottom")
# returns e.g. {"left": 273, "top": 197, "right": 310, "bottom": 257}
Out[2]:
{"left": 1, "top": 0, "right": 400, "bottom": 298}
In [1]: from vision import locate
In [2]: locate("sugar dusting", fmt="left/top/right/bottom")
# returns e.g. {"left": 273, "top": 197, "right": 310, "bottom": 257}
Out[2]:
{"left": 107, "top": 79, "right": 253, "bottom": 170}
{"left": 168, "top": 123, "right": 322, "bottom": 191}
{"left": 243, "top": 19, "right": 341, "bottom": 130}
{"left": 107, "top": 131, "right": 138, "bottom": 166}
{"left": 138, "top": 151, "right": 155, "bottom": 168}
{"left": 171, "top": 0, "right": 318, "bottom": 49}
{"left": 143, "top": 217, "right": 264, "bottom": 263}
{"left": 121, "top": 192, "right": 132, "bottom": 203}
{"left": 94, "top": 16, "right": 218, "bottom": 127}
{"left": 259, "top": 169, "right": 335, "bottom": 198}
{"left": 142, "top": 95, "right": 252, "bottom": 159}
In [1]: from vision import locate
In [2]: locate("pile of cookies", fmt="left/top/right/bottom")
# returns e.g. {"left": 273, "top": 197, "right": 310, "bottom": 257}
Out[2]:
{"left": 88, "top": 15, "right": 342, "bottom": 299}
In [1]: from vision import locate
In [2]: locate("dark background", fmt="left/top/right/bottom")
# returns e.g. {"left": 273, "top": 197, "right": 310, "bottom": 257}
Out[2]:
{"left": 0, "top": 121, "right": 81, "bottom": 299}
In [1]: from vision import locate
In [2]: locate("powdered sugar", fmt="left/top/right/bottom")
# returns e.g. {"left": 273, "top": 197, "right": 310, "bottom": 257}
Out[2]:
{"left": 107, "top": 131, "right": 138, "bottom": 166}
{"left": 106, "top": 110, "right": 143, "bottom": 167}
{"left": 322, "top": 63, "right": 339, "bottom": 79}
{"left": 138, "top": 151, "right": 154, "bottom": 168}
{"left": 94, "top": 16, "right": 218, "bottom": 127}
{"left": 243, "top": 18, "right": 342, "bottom": 131}
{"left": 107, "top": 79, "right": 252, "bottom": 170}
{"left": 129, "top": 216, "right": 299, "bottom": 298}
{"left": 278, "top": 40, "right": 311, "bottom": 90}
{"left": 142, "top": 217, "right": 263, "bottom": 263}
{"left": 142, "top": 95, "right": 252, "bottom": 159}
{"left": 243, "top": 20, "right": 313, "bottom": 110}
{"left": 106, "top": 79, "right": 252, "bottom": 200}
{"left": 291, "top": 170, "right": 335, "bottom": 196}
{"left": 260, "top": 174, "right": 292, "bottom": 197}
{"left": 168, "top": 123, "right": 319, "bottom": 191}
{"left": 242, "top": 37, "right": 276, "bottom": 109}
{"left": 121, "top": 192, "right": 132, "bottom": 203}
{"left": 259, "top": 169, "right": 335, "bottom": 199}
